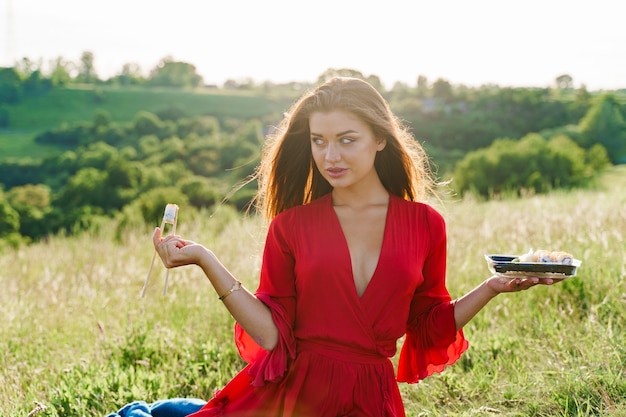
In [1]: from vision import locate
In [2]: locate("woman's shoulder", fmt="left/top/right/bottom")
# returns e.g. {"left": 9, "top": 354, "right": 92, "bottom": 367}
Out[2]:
{"left": 390, "top": 194, "right": 444, "bottom": 221}
{"left": 272, "top": 193, "right": 332, "bottom": 224}
{"left": 389, "top": 195, "right": 447, "bottom": 241}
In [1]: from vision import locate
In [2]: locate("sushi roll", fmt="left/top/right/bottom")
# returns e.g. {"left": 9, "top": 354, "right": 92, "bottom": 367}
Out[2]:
{"left": 550, "top": 251, "right": 574, "bottom": 265}
{"left": 513, "top": 249, "right": 574, "bottom": 264}
{"left": 535, "top": 249, "right": 552, "bottom": 263}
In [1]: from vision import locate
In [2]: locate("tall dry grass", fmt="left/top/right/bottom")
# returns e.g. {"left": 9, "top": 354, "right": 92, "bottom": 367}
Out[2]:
{"left": 1, "top": 166, "right": 624, "bottom": 417}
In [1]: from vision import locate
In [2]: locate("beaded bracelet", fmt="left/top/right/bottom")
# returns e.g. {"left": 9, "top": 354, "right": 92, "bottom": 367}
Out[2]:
{"left": 219, "top": 280, "right": 242, "bottom": 300}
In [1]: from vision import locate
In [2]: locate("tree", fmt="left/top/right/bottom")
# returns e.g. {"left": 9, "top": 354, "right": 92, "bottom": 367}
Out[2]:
{"left": 416, "top": 75, "right": 429, "bottom": 98}
{"left": 158, "top": 136, "right": 186, "bottom": 164}
{"left": 570, "top": 85, "right": 592, "bottom": 120}
{"left": 148, "top": 57, "right": 203, "bottom": 88}
{"left": 585, "top": 144, "right": 611, "bottom": 171}
{"left": 6, "top": 184, "right": 51, "bottom": 210}
{"left": 185, "top": 143, "right": 220, "bottom": 177}
{"left": 555, "top": 74, "right": 573, "bottom": 90}
{"left": 13, "top": 57, "right": 39, "bottom": 78}
{"left": 133, "top": 111, "right": 165, "bottom": 137}
{"left": 109, "top": 62, "right": 144, "bottom": 85}
{"left": 93, "top": 109, "right": 112, "bottom": 129}
{"left": 49, "top": 56, "right": 73, "bottom": 86}
{"left": 546, "top": 135, "right": 587, "bottom": 187}
{"left": 0, "top": 200, "right": 20, "bottom": 237}
{"left": 365, "top": 75, "right": 383, "bottom": 92}
{"left": 134, "top": 187, "right": 189, "bottom": 225}
{"left": 106, "top": 157, "right": 140, "bottom": 190}
{"left": 391, "top": 81, "right": 410, "bottom": 94}
{"left": 579, "top": 94, "right": 626, "bottom": 164}
{"left": 55, "top": 167, "right": 108, "bottom": 209}
{"left": 76, "top": 142, "right": 118, "bottom": 171}
{"left": 431, "top": 78, "right": 453, "bottom": 101}
{"left": 0, "top": 67, "right": 22, "bottom": 104}
{"left": 21, "top": 69, "right": 51, "bottom": 96}
{"left": 452, "top": 132, "right": 600, "bottom": 198}
{"left": 76, "top": 51, "right": 98, "bottom": 83}
{"left": 6, "top": 184, "right": 51, "bottom": 239}
{"left": 179, "top": 176, "right": 219, "bottom": 208}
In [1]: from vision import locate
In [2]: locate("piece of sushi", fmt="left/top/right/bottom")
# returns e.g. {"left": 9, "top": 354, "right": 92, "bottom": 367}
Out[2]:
{"left": 535, "top": 249, "right": 552, "bottom": 263}
{"left": 513, "top": 249, "right": 574, "bottom": 264}
{"left": 550, "top": 251, "right": 574, "bottom": 265}
{"left": 514, "top": 249, "right": 537, "bottom": 263}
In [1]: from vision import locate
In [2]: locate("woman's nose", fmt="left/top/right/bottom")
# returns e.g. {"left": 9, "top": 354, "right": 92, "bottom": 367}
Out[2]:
{"left": 325, "top": 142, "right": 341, "bottom": 161}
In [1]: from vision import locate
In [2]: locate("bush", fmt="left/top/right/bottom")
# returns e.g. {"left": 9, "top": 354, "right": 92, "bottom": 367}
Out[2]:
{"left": 133, "top": 187, "right": 190, "bottom": 226}
{"left": 179, "top": 176, "right": 220, "bottom": 208}
{"left": 0, "top": 200, "right": 20, "bottom": 237}
{"left": 34, "top": 121, "right": 93, "bottom": 146}
{"left": 452, "top": 133, "right": 605, "bottom": 198}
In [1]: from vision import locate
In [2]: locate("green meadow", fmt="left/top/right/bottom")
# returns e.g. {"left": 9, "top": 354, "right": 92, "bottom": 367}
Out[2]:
{"left": 1, "top": 166, "right": 624, "bottom": 417}
{"left": 0, "top": 85, "right": 295, "bottom": 159}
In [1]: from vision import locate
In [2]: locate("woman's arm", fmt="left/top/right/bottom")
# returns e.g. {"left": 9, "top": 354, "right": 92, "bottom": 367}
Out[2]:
{"left": 153, "top": 227, "right": 279, "bottom": 350}
{"left": 453, "top": 276, "right": 552, "bottom": 330}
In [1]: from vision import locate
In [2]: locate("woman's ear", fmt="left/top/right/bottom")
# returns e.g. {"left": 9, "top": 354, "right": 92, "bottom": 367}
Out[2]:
{"left": 377, "top": 137, "right": 387, "bottom": 151}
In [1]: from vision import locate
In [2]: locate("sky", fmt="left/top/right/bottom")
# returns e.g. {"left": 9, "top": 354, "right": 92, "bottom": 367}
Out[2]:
{"left": 2, "top": 0, "right": 625, "bottom": 91}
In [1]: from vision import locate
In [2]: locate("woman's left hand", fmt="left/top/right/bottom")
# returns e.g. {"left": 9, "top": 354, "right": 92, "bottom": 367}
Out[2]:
{"left": 454, "top": 274, "right": 565, "bottom": 329}
{"left": 486, "top": 275, "right": 564, "bottom": 294}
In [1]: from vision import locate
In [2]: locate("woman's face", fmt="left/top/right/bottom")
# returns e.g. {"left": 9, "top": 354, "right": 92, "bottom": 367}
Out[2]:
{"left": 309, "top": 110, "right": 386, "bottom": 191}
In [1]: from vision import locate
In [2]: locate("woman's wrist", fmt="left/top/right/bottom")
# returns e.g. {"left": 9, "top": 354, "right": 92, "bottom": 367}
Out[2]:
{"left": 195, "top": 248, "right": 241, "bottom": 296}
{"left": 197, "top": 246, "right": 220, "bottom": 276}
{"left": 482, "top": 277, "right": 501, "bottom": 298}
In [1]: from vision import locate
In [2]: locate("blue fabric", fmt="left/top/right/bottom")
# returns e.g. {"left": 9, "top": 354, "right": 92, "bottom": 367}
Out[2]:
{"left": 105, "top": 398, "right": 206, "bottom": 417}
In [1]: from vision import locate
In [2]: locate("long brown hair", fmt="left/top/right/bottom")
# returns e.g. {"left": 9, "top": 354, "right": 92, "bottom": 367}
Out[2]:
{"left": 253, "top": 77, "right": 435, "bottom": 220}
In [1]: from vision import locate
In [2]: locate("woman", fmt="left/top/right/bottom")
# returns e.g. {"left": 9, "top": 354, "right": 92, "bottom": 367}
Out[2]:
{"left": 109, "top": 77, "right": 555, "bottom": 417}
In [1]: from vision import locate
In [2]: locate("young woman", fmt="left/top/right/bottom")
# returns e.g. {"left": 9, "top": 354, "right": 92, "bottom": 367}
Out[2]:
{"left": 108, "top": 77, "right": 556, "bottom": 417}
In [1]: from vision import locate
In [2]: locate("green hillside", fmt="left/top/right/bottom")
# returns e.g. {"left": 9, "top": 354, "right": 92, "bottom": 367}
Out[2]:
{"left": 0, "top": 86, "right": 297, "bottom": 159}
{"left": 2, "top": 166, "right": 625, "bottom": 416}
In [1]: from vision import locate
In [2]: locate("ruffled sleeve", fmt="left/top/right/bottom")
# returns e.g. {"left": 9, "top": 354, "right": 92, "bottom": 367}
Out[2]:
{"left": 233, "top": 215, "right": 297, "bottom": 387}
{"left": 397, "top": 206, "right": 468, "bottom": 383}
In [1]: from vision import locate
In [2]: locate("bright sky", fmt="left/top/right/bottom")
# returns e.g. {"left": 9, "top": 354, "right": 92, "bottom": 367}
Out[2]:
{"left": 2, "top": 0, "right": 625, "bottom": 91}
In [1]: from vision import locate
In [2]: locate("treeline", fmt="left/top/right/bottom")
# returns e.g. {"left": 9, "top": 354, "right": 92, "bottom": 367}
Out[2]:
{"left": 0, "top": 51, "right": 305, "bottom": 111}
{"left": 0, "top": 52, "right": 206, "bottom": 99}
{"left": 0, "top": 57, "right": 625, "bottom": 247}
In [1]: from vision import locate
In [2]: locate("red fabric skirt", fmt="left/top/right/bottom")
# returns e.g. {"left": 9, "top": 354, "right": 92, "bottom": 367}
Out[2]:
{"left": 188, "top": 340, "right": 405, "bottom": 417}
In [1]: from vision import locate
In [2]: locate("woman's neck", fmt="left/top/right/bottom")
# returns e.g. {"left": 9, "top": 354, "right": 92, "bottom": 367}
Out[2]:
{"left": 331, "top": 182, "right": 389, "bottom": 209}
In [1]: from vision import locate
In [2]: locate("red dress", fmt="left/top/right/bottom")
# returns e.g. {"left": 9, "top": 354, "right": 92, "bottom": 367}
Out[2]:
{"left": 189, "top": 193, "right": 468, "bottom": 417}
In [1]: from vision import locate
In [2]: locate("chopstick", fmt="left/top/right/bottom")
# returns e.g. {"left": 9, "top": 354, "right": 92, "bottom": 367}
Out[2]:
{"left": 141, "top": 203, "right": 179, "bottom": 297}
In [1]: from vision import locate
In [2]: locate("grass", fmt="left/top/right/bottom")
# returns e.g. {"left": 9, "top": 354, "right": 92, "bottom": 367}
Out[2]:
{"left": 0, "top": 131, "right": 70, "bottom": 159}
{"left": 1, "top": 166, "right": 625, "bottom": 416}
{"left": 8, "top": 86, "right": 293, "bottom": 130}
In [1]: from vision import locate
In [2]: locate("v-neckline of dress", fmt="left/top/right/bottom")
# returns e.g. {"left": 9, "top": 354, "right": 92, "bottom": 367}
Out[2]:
{"left": 327, "top": 193, "right": 392, "bottom": 300}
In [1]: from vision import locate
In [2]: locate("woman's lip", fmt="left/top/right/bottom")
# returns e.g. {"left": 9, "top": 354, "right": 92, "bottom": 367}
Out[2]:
{"left": 326, "top": 167, "right": 347, "bottom": 178}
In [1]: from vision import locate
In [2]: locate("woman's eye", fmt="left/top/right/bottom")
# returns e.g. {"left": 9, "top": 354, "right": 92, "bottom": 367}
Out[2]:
{"left": 311, "top": 137, "right": 324, "bottom": 145}
{"left": 340, "top": 137, "right": 354, "bottom": 144}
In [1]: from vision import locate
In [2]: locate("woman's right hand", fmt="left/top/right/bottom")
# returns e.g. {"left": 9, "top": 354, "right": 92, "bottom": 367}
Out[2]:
{"left": 153, "top": 227, "right": 279, "bottom": 350}
{"left": 152, "top": 226, "right": 208, "bottom": 269}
